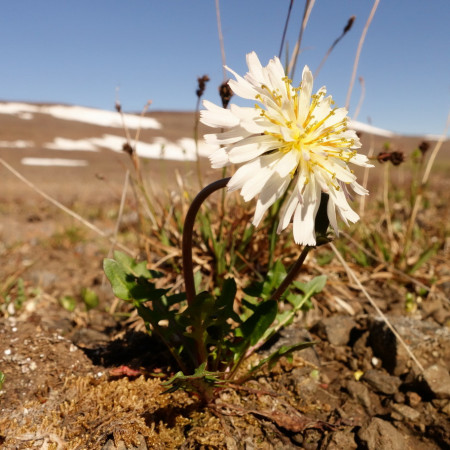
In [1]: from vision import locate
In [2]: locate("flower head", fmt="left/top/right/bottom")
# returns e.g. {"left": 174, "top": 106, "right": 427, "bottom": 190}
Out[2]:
{"left": 201, "top": 52, "right": 372, "bottom": 245}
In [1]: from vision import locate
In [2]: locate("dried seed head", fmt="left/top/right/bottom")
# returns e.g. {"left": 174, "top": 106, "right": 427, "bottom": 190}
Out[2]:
{"left": 219, "top": 81, "right": 233, "bottom": 109}
{"left": 377, "top": 151, "right": 405, "bottom": 166}
{"left": 122, "top": 142, "right": 133, "bottom": 155}
{"left": 390, "top": 151, "right": 405, "bottom": 166}
{"left": 418, "top": 141, "right": 430, "bottom": 155}
{"left": 344, "top": 16, "right": 356, "bottom": 34}
{"left": 196, "top": 75, "right": 210, "bottom": 98}
{"left": 115, "top": 101, "right": 122, "bottom": 113}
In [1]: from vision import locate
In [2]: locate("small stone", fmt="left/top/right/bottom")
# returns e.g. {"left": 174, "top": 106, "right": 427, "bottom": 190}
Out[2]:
{"left": 391, "top": 403, "right": 421, "bottom": 421}
{"left": 322, "top": 430, "right": 357, "bottom": 449}
{"left": 406, "top": 391, "right": 422, "bottom": 407}
{"left": 441, "top": 401, "right": 450, "bottom": 416}
{"left": 358, "top": 418, "right": 406, "bottom": 450}
{"left": 346, "top": 380, "right": 371, "bottom": 409}
{"left": 314, "top": 316, "right": 356, "bottom": 346}
{"left": 362, "top": 369, "right": 401, "bottom": 395}
{"left": 422, "top": 364, "right": 450, "bottom": 399}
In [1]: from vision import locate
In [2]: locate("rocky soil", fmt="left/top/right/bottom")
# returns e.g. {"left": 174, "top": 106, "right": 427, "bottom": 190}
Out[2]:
{"left": 0, "top": 112, "right": 449, "bottom": 448}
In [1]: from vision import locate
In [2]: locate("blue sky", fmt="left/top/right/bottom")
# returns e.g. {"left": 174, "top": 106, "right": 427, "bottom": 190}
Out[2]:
{"left": 1, "top": 0, "right": 449, "bottom": 136}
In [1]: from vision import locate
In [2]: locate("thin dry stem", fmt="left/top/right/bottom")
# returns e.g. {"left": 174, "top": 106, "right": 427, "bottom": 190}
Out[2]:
{"left": 107, "top": 170, "right": 130, "bottom": 258}
{"left": 314, "top": 16, "right": 356, "bottom": 79}
{"left": 345, "top": 0, "right": 380, "bottom": 109}
{"left": 405, "top": 111, "right": 450, "bottom": 248}
{"left": 352, "top": 76, "right": 366, "bottom": 121}
{"left": 288, "top": 0, "right": 316, "bottom": 79}
{"left": 215, "top": 0, "right": 227, "bottom": 81}
{"left": 382, "top": 163, "right": 395, "bottom": 243}
{"left": 329, "top": 242, "right": 424, "bottom": 373}
{"left": 279, "top": 0, "right": 295, "bottom": 59}
{"left": 133, "top": 100, "right": 152, "bottom": 146}
{"left": 0, "top": 158, "right": 133, "bottom": 256}
{"left": 359, "top": 117, "right": 375, "bottom": 216}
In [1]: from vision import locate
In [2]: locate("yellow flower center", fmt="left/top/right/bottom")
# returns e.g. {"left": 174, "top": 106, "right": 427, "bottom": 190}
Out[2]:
{"left": 255, "top": 78, "right": 359, "bottom": 190}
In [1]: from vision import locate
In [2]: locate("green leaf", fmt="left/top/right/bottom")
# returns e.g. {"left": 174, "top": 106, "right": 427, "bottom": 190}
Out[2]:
{"left": 0, "top": 371, "right": 5, "bottom": 390}
{"left": 236, "top": 300, "right": 278, "bottom": 347}
{"left": 103, "top": 258, "right": 134, "bottom": 300}
{"left": 81, "top": 287, "right": 99, "bottom": 311}
{"left": 293, "top": 275, "right": 327, "bottom": 299}
{"left": 245, "top": 341, "right": 317, "bottom": 378}
{"left": 243, "top": 260, "right": 287, "bottom": 300}
{"left": 216, "top": 278, "right": 240, "bottom": 323}
{"left": 113, "top": 250, "right": 162, "bottom": 279}
{"left": 59, "top": 295, "right": 76, "bottom": 312}
{"left": 408, "top": 243, "right": 440, "bottom": 274}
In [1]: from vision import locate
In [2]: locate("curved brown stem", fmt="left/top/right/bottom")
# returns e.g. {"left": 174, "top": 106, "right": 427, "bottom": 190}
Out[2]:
{"left": 182, "top": 177, "right": 231, "bottom": 305}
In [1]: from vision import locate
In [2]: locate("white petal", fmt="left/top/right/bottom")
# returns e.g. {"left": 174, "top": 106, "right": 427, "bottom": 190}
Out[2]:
{"left": 277, "top": 188, "right": 299, "bottom": 232}
{"left": 228, "top": 135, "right": 279, "bottom": 164}
{"left": 266, "top": 57, "right": 286, "bottom": 94}
{"left": 349, "top": 153, "right": 374, "bottom": 167}
{"left": 229, "top": 104, "right": 259, "bottom": 121}
{"left": 350, "top": 181, "right": 369, "bottom": 195}
{"left": 327, "top": 159, "right": 357, "bottom": 183}
{"left": 209, "top": 147, "right": 229, "bottom": 168}
{"left": 292, "top": 179, "right": 321, "bottom": 245}
{"left": 204, "top": 128, "right": 251, "bottom": 145}
{"left": 297, "top": 66, "right": 314, "bottom": 124}
{"left": 245, "top": 51, "right": 266, "bottom": 85}
{"left": 227, "top": 69, "right": 258, "bottom": 100}
{"left": 327, "top": 197, "right": 339, "bottom": 235}
{"left": 227, "top": 158, "right": 262, "bottom": 192}
{"left": 200, "top": 100, "right": 239, "bottom": 128}
{"left": 274, "top": 150, "right": 299, "bottom": 178}
{"left": 252, "top": 174, "right": 290, "bottom": 227}
{"left": 293, "top": 204, "right": 316, "bottom": 246}
{"left": 240, "top": 153, "right": 280, "bottom": 201}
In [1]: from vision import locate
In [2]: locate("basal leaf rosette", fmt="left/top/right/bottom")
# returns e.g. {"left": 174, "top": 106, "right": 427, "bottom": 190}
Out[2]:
{"left": 201, "top": 52, "right": 372, "bottom": 246}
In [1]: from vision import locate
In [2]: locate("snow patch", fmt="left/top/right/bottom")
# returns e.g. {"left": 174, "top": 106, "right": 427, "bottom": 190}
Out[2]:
{"left": 44, "top": 137, "right": 99, "bottom": 152}
{"left": 349, "top": 120, "right": 395, "bottom": 138}
{"left": 88, "top": 134, "right": 217, "bottom": 161}
{"left": 21, "top": 157, "right": 88, "bottom": 167}
{"left": 0, "top": 140, "right": 34, "bottom": 149}
{"left": 0, "top": 102, "right": 161, "bottom": 130}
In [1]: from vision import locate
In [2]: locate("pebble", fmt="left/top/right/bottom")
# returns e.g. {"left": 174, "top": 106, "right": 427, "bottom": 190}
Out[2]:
{"left": 313, "top": 315, "right": 356, "bottom": 346}
{"left": 346, "top": 379, "right": 371, "bottom": 409}
{"left": 358, "top": 417, "right": 406, "bottom": 450}
{"left": 422, "top": 364, "right": 450, "bottom": 399}
{"left": 406, "top": 391, "right": 422, "bottom": 407}
{"left": 322, "top": 430, "right": 357, "bottom": 449}
{"left": 391, "top": 403, "right": 421, "bottom": 421}
{"left": 362, "top": 369, "right": 401, "bottom": 395}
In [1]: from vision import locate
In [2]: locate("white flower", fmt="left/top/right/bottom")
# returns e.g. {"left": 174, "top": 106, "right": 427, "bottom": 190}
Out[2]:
{"left": 201, "top": 52, "right": 373, "bottom": 246}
